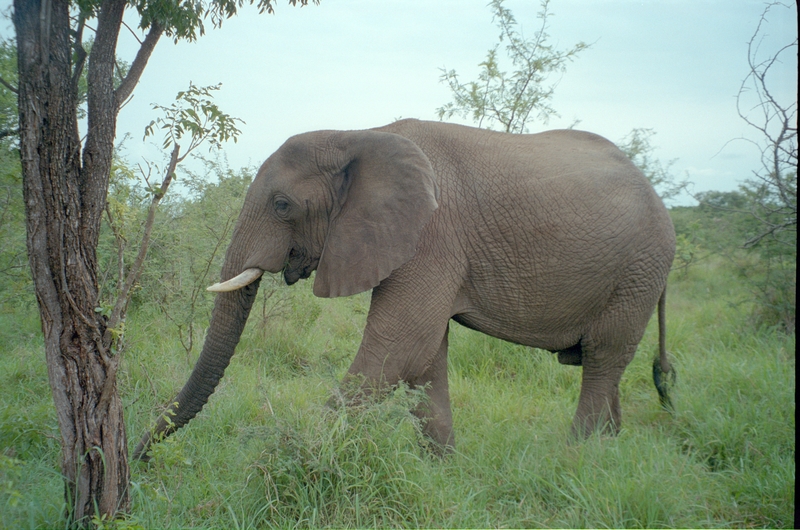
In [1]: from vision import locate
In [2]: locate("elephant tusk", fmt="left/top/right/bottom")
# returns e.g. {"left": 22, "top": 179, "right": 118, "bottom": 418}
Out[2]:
{"left": 207, "top": 268, "right": 264, "bottom": 292}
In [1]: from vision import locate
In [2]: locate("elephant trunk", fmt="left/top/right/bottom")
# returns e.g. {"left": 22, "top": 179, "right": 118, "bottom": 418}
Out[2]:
{"left": 132, "top": 276, "right": 261, "bottom": 461}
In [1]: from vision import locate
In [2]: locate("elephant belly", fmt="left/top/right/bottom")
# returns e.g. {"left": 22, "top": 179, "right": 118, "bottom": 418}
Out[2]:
{"left": 447, "top": 225, "right": 632, "bottom": 349}
{"left": 449, "top": 271, "right": 613, "bottom": 351}
{"left": 451, "top": 306, "right": 586, "bottom": 352}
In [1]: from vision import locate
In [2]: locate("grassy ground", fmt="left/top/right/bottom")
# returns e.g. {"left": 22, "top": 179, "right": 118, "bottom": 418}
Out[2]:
{"left": 0, "top": 257, "right": 795, "bottom": 528}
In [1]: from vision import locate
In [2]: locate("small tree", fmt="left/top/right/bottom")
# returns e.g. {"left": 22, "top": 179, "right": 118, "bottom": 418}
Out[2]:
{"left": 103, "top": 83, "right": 242, "bottom": 348}
{"left": 726, "top": 2, "right": 796, "bottom": 331}
{"left": 11, "top": 0, "right": 314, "bottom": 525}
{"left": 148, "top": 157, "right": 254, "bottom": 362}
{"left": 437, "top": 0, "right": 588, "bottom": 133}
{"left": 735, "top": 2, "right": 797, "bottom": 250}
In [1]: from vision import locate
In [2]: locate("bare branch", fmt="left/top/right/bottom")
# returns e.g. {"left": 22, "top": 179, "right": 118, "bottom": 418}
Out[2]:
{"left": 114, "top": 22, "right": 163, "bottom": 109}
{"left": 731, "top": 2, "right": 798, "bottom": 250}
{"left": 105, "top": 144, "right": 180, "bottom": 338}
{"left": 744, "top": 218, "right": 797, "bottom": 248}
{"left": 0, "top": 75, "right": 17, "bottom": 94}
{"left": 71, "top": 10, "right": 87, "bottom": 92}
{"left": 121, "top": 19, "right": 144, "bottom": 46}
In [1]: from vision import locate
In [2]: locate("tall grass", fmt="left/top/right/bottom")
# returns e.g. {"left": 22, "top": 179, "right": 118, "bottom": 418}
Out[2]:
{"left": 1, "top": 257, "right": 795, "bottom": 528}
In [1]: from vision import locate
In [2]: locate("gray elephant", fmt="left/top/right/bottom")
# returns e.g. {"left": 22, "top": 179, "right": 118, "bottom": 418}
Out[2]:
{"left": 133, "top": 119, "right": 675, "bottom": 460}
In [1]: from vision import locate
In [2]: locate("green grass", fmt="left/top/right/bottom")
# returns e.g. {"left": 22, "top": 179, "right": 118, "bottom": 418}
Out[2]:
{"left": 1, "top": 257, "right": 795, "bottom": 528}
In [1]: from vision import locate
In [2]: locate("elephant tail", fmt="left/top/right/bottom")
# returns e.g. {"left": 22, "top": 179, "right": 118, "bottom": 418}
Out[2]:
{"left": 652, "top": 286, "right": 676, "bottom": 411}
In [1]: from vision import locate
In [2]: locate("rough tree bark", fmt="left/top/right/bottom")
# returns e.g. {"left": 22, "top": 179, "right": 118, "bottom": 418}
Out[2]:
{"left": 13, "top": 0, "right": 160, "bottom": 523}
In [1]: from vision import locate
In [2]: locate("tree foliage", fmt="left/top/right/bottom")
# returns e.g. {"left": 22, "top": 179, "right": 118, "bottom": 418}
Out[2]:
{"left": 145, "top": 82, "right": 243, "bottom": 152}
{"left": 437, "top": 0, "right": 588, "bottom": 133}
{"left": 0, "top": 40, "right": 29, "bottom": 305}
{"left": 103, "top": 83, "right": 242, "bottom": 348}
{"left": 0, "top": 39, "right": 17, "bottom": 142}
{"left": 616, "top": 128, "right": 686, "bottom": 202}
{"left": 0, "top": 147, "right": 27, "bottom": 304}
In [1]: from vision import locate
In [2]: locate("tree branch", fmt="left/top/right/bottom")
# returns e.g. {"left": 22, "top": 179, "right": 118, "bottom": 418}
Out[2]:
{"left": 71, "top": 10, "right": 87, "bottom": 93}
{"left": 0, "top": 75, "right": 17, "bottom": 94}
{"left": 121, "top": 19, "right": 144, "bottom": 46}
{"left": 105, "top": 144, "right": 180, "bottom": 341}
{"left": 105, "top": 144, "right": 181, "bottom": 344}
{"left": 114, "top": 22, "right": 163, "bottom": 109}
{"left": 744, "top": 218, "right": 797, "bottom": 248}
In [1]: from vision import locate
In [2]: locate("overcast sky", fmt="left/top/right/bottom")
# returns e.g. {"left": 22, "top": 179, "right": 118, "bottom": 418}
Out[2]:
{"left": 1, "top": 0, "right": 797, "bottom": 204}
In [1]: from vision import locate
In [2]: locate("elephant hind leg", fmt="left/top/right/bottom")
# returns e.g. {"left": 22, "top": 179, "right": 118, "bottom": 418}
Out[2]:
{"left": 410, "top": 326, "right": 454, "bottom": 455}
{"left": 569, "top": 247, "right": 670, "bottom": 439}
{"left": 571, "top": 342, "right": 637, "bottom": 438}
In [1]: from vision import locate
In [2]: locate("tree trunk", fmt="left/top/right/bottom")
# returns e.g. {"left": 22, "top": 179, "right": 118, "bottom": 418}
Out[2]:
{"left": 14, "top": 0, "right": 130, "bottom": 523}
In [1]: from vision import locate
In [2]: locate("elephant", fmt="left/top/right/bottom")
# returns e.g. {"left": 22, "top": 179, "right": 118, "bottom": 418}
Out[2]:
{"left": 133, "top": 119, "right": 676, "bottom": 460}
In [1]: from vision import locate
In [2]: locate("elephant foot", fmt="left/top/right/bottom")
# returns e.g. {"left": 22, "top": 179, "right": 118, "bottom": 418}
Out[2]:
{"left": 419, "top": 435, "right": 455, "bottom": 458}
{"left": 570, "top": 408, "right": 620, "bottom": 440}
{"left": 557, "top": 343, "right": 583, "bottom": 366}
{"left": 414, "top": 409, "right": 455, "bottom": 457}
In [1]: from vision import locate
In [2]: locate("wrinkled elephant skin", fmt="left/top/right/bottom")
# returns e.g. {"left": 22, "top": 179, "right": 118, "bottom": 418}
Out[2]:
{"left": 133, "top": 119, "right": 676, "bottom": 460}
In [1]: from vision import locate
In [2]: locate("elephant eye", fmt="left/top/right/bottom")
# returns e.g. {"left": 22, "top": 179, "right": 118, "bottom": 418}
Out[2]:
{"left": 273, "top": 197, "right": 291, "bottom": 216}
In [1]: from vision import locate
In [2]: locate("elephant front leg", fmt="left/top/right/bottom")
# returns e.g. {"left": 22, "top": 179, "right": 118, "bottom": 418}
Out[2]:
{"left": 410, "top": 326, "right": 454, "bottom": 455}
{"left": 344, "top": 274, "right": 458, "bottom": 454}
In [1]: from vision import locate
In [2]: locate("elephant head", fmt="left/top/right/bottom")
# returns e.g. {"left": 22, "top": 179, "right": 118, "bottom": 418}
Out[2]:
{"left": 133, "top": 129, "right": 439, "bottom": 460}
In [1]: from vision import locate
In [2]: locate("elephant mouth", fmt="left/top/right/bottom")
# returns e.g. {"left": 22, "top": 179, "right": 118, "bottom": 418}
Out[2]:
{"left": 283, "top": 248, "right": 319, "bottom": 285}
{"left": 284, "top": 265, "right": 315, "bottom": 285}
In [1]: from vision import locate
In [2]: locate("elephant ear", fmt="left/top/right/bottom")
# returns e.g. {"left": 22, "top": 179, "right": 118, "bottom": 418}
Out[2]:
{"left": 313, "top": 130, "right": 439, "bottom": 298}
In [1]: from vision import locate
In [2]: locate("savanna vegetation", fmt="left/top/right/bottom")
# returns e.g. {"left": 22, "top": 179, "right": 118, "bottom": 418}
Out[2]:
{"left": 0, "top": 150, "right": 795, "bottom": 528}
{"left": 1, "top": 161, "right": 797, "bottom": 525}
{"left": 0, "top": 0, "right": 795, "bottom": 528}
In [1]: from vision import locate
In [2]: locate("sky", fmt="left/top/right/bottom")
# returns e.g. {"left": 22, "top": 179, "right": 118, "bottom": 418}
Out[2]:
{"left": 1, "top": 0, "right": 797, "bottom": 205}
